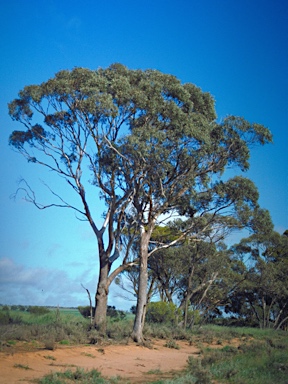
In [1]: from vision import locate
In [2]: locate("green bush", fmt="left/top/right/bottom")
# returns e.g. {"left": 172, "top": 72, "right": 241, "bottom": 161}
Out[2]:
{"left": 0, "top": 310, "right": 23, "bottom": 325}
{"left": 187, "top": 356, "right": 212, "bottom": 384}
{"left": 0, "top": 311, "right": 10, "bottom": 325}
{"left": 78, "top": 306, "right": 94, "bottom": 318}
{"left": 28, "top": 306, "right": 50, "bottom": 315}
{"left": 146, "top": 301, "right": 179, "bottom": 324}
{"left": 107, "top": 306, "right": 126, "bottom": 321}
{"left": 77, "top": 305, "right": 126, "bottom": 322}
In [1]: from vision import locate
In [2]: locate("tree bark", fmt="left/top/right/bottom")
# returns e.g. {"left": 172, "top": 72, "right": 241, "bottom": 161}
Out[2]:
{"left": 131, "top": 231, "right": 149, "bottom": 343}
{"left": 94, "top": 254, "right": 110, "bottom": 333}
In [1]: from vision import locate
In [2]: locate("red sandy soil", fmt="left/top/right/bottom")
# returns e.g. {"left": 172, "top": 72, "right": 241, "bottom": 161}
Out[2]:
{"left": 0, "top": 340, "right": 201, "bottom": 383}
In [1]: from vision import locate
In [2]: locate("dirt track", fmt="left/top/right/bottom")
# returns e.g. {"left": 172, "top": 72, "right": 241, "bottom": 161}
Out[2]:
{"left": 0, "top": 340, "right": 200, "bottom": 383}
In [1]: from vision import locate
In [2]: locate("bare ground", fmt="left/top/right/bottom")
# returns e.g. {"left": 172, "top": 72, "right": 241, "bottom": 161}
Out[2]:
{"left": 0, "top": 340, "right": 201, "bottom": 383}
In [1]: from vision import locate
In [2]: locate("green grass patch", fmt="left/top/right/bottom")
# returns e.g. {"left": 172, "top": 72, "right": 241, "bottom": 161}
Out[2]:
{"left": 37, "top": 367, "right": 124, "bottom": 383}
{"left": 44, "top": 355, "right": 56, "bottom": 361}
{"left": 14, "top": 363, "right": 31, "bottom": 370}
{"left": 164, "top": 339, "right": 180, "bottom": 349}
{"left": 146, "top": 368, "right": 163, "bottom": 375}
{"left": 81, "top": 352, "right": 96, "bottom": 358}
{"left": 7, "top": 340, "right": 17, "bottom": 345}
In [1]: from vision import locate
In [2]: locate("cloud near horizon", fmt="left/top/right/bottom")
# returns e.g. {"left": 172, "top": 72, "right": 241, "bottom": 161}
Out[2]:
{"left": 0, "top": 257, "right": 95, "bottom": 307}
{"left": 0, "top": 257, "right": 133, "bottom": 310}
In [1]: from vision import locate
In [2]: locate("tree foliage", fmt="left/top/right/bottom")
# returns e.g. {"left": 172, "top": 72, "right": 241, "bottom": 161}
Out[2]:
{"left": 226, "top": 230, "right": 288, "bottom": 329}
{"left": 8, "top": 63, "right": 273, "bottom": 339}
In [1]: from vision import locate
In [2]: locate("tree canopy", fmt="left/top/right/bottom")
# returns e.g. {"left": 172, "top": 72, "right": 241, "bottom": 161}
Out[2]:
{"left": 8, "top": 63, "right": 273, "bottom": 340}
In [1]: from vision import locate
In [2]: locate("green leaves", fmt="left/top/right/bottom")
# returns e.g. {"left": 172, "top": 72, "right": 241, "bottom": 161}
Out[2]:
{"left": 7, "top": 62, "right": 274, "bottom": 256}
{"left": 9, "top": 124, "right": 46, "bottom": 149}
{"left": 229, "top": 229, "right": 288, "bottom": 329}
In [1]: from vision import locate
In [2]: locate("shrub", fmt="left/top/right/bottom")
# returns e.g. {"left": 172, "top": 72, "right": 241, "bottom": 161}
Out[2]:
{"left": 106, "top": 318, "right": 133, "bottom": 340}
{"left": 28, "top": 306, "right": 50, "bottom": 315}
{"left": 146, "top": 301, "right": 179, "bottom": 324}
{"left": 164, "top": 339, "right": 180, "bottom": 349}
{"left": 78, "top": 306, "right": 94, "bottom": 318}
{"left": 44, "top": 337, "right": 56, "bottom": 350}
{"left": 187, "top": 356, "right": 212, "bottom": 384}
{"left": 107, "top": 306, "right": 126, "bottom": 321}
{"left": 0, "top": 311, "right": 10, "bottom": 325}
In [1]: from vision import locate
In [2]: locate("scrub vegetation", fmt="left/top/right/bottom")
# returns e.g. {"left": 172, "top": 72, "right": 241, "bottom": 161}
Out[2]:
{"left": 0, "top": 306, "right": 287, "bottom": 383}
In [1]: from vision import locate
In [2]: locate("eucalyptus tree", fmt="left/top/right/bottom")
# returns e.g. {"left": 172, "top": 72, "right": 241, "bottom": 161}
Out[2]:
{"left": 8, "top": 64, "right": 144, "bottom": 330}
{"left": 119, "top": 108, "right": 272, "bottom": 341}
{"left": 148, "top": 235, "right": 249, "bottom": 328}
{"left": 230, "top": 229, "right": 288, "bottom": 329}
{"left": 8, "top": 63, "right": 272, "bottom": 340}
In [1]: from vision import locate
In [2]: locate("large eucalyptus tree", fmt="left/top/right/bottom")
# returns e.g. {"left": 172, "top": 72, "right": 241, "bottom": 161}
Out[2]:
{"left": 117, "top": 82, "right": 272, "bottom": 341}
{"left": 8, "top": 63, "right": 272, "bottom": 339}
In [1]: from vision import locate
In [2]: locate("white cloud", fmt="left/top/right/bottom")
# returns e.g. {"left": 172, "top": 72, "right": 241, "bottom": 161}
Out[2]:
{"left": 0, "top": 257, "right": 90, "bottom": 307}
{"left": 0, "top": 257, "right": 135, "bottom": 310}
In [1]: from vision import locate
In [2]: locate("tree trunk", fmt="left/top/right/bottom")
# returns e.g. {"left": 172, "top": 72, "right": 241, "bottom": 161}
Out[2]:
{"left": 94, "top": 255, "right": 110, "bottom": 333}
{"left": 131, "top": 231, "right": 149, "bottom": 343}
{"left": 184, "top": 295, "right": 189, "bottom": 328}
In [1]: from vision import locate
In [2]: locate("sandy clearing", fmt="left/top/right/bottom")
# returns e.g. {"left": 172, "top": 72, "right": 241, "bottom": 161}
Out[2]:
{"left": 0, "top": 340, "right": 200, "bottom": 383}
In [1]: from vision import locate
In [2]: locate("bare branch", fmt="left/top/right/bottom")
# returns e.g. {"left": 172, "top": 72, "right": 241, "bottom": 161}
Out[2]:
{"left": 11, "top": 178, "right": 86, "bottom": 216}
{"left": 81, "top": 284, "right": 93, "bottom": 325}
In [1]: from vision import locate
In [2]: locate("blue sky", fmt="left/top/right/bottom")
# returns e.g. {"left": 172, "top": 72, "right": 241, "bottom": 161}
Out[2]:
{"left": 0, "top": 0, "right": 287, "bottom": 310}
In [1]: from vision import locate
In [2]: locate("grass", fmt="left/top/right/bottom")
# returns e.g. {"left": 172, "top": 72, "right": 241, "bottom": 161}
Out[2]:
{"left": 147, "top": 368, "right": 163, "bottom": 375}
{"left": 184, "top": 328, "right": 288, "bottom": 384}
{"left": 37, "top": 368, "right": 126, "bottom": 383}
{"left": 0, "top": 308, "right": 90, "bottom": 347}
{"left": 1, "top": 308, "right": 288, "bottom": 383}
{"left": 14, "top": 363, "right": 31, "bottom": 370}
{"left": 44, "top": 355, "right": 56, "bottom": 361}
{"left": 164, "top": 339, "right": 180, "bottom": 349}
{"left": 7, "top": 340, "right": 17, "bottom": 345}
{"left": 81, "top": 352, "right": 96, "bottom": 358}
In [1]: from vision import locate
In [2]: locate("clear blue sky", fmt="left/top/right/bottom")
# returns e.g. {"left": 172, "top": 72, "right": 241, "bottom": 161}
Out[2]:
{"left": 0, "top": 0, "right": 287, "bottom": 310}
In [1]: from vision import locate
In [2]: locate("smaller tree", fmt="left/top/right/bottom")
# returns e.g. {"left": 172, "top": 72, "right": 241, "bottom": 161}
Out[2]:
{"left": 148, "top": 239, "right": 232, "bottom": 327}
{"left": 227, "top": 230, "right": 288, "bottom": 329}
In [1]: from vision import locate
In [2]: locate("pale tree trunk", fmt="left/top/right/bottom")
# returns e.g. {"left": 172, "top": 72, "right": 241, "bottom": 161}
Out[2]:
{"left": 131, "top": 231, "right": 150, "bottom": 343}
{"left": 274, "top": 301, "right": 288, "bottom": 330}
{"left": 92, "top": 226, "right": 138, "bottom": 332}
{"left": 184, "top": 267, "right": 194, "bottom": 328}
{"left": 94, "top": 254, "right": 110, "bottom": 333}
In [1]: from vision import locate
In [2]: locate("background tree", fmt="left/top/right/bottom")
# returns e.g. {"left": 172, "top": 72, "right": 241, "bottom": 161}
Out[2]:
{"left": 227, "top": 229, "right": 288, "bottom": 329}
{"left": 148, "top": 235, "right": 249, "bottom": 328}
